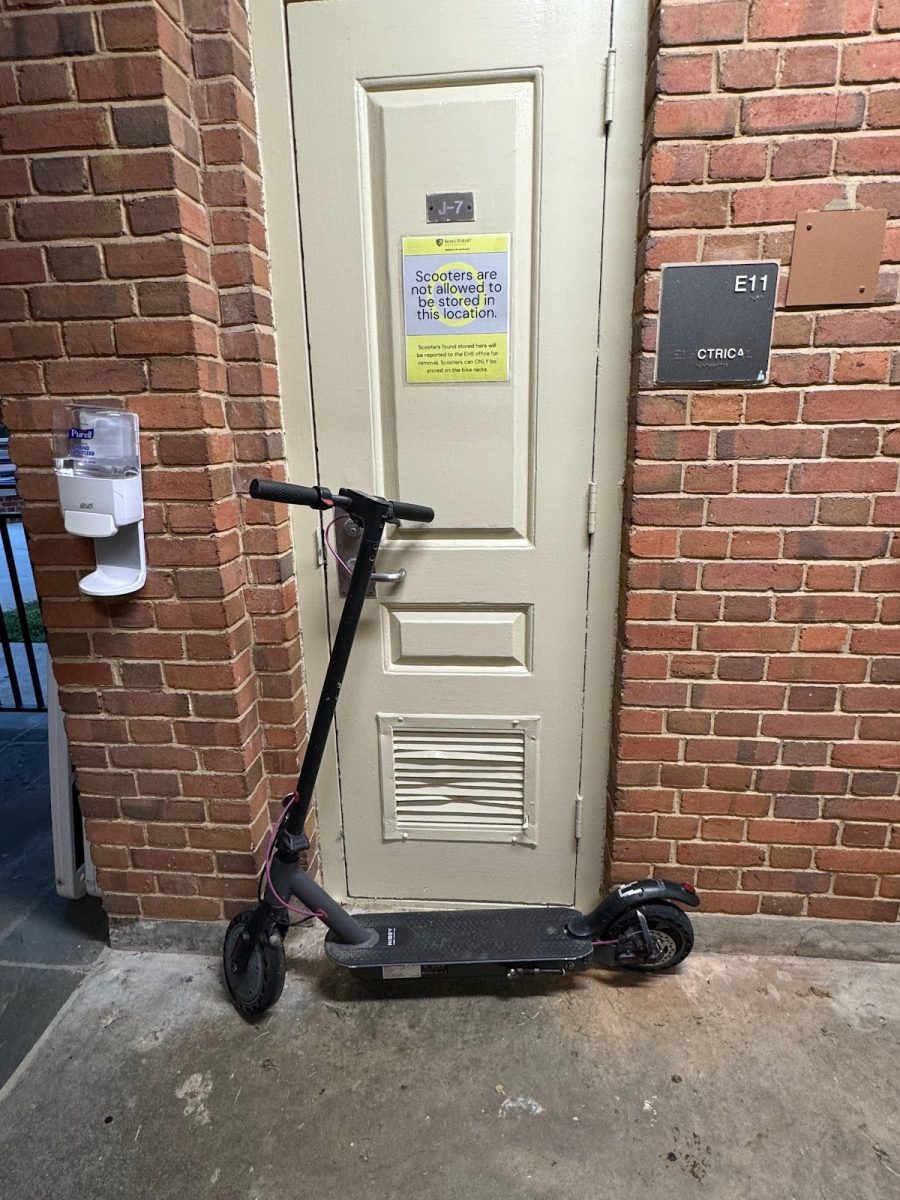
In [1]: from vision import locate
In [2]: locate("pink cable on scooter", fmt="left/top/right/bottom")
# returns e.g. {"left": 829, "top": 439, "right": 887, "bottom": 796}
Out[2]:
{"left": 262, "top": 795, "right": 326, "bottom": 922}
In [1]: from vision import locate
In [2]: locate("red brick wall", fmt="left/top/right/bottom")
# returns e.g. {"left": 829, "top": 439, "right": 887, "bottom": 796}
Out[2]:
{"left": 0, "top": 0, "right": 311, "bottom": 922}
{"left": 610, "top": 0, "right": 900, "bottom": 921}
{"left": 2, "top": 0, "right": 899, "bottom": 927}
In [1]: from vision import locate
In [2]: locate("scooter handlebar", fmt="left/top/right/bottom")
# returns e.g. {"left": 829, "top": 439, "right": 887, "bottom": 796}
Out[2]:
{"left": 389, "top": 499, "right": 435, "bottom": 524}
{"left": 249, "top": 478, "right": 434, "bottom": 523}
{"left": 249, "top": 479, "right": 332, "bottom": 509}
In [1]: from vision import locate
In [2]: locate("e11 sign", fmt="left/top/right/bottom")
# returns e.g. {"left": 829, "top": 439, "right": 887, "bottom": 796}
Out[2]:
{"left": 655, "top": 261, "right": 779, "bottom": 386}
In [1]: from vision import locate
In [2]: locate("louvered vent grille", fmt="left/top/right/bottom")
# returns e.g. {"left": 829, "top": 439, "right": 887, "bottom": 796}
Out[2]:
{"left": 391, "top": 727, "right": 527, "bottom": 834}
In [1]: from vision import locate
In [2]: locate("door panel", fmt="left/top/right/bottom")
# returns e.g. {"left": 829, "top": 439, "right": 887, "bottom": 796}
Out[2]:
{"left": 287, "top": 0, "right": 611, "bottom": 903}
{"left": 364, "top": 77, "right": 536, "bottom": 539}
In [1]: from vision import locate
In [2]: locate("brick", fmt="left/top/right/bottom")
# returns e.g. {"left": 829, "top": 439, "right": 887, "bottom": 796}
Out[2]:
{"left": 660, "top": 1, "right": 748, "bottom": 44}
{"left": 803, "top": 390, "right": 898, "bottom": 422}
{"left": 732, "top": 183, "right": 845, "bottom": 225}
{"left": 45, "top": 359, "right": 146, "bottom": 396}
{"left": 658, "top": 52, "right": 714, "bottom": 94}
{"left": 790, "top": 461, "right": 897, "bottom": 493}
{"left": 880, "top": 0, "right": 900, "bottom": 29}
{"left": 716, "top": 427, "right": 822, "bottom": 460}
{"left": 677, "top": 843, "right": 765, "bottom": 867}
{"left": 75, "top": 54, "right": 170, "bottom": 102}
{"left": 836, "top": 136, "right": 900, "bottom": 174}
{"left": 0, "top": 156, "right": 29, "bottom": 198}
{"left": 112, "top": 103, "right": 170, "bottom": 148}
{"left": 193, "top": 35, "right": 252, "bottom": 89}
{"left": 32, "top": 156, "right": 89, "bottom": 195}
{"left": 719, "top": 47, "right": 777, "bottom": 90}
{"left": 116, "top": 316, "right": 216, "bottom": 356}
{"left": 779, "top": 44, "right": 839, "bottom": 87}
{"left": 703, "top": 561, "right": 805, "bottom": 591}
{"left": 868, "top": 89, "right": 900, "bottom": 128}
{"left": 834, "top": 350, "right": 891, "bottom": 383}
{"left": 64, "top": 322, "right": 115, "bottom": 357}
{"left": 633, "top": 497, "right": 705, "bottom": 526}
{"left": 769, "top": 353, "right": 831, "bottom": 388}
{"left": 708, "top": 142, "right": 767, "bottom": 181}
{"left": 0, "top": 323, "right": 62, "bottom": 360}
{"left": 684, "top": 463, "right": 733, "bottom": 493}
{"left": 858, "top": 181, "right": 900, "bottom": 217}
{"left": 818, "top": 496, "right": 873, "bottom": 525}
{"left": 91, "top": 150, "right": 180, "bottom": 195}
{"left": 744, "top": 869, "right": 830, "bottom": 895}
{"left": 784, "top": 529, "right": 889, "bottom": 559}
{"left": 655, "top": 97, "right": 739, "bottom": 139}
{"left": 749, "top": 0, "right": 876, "bottom": 39}
{"left": 0, "top": 245, "right": 44, "bottom": 283}
{"left": 635, "top": 429, "right": 711, "bottom": 461}
{"left": 31, "top": 283, "right": 133, "bottom": 320}
{"left": 102, "top": 4, "right": 192, "bottom": 73}
{"left": 681, "top": 528, "right": 729, "bottom": 557}
{"left": 16, "top": 60, "right": 73, "bottom": 104}
{"left": 828, "top": 426, "right": 881, "bottom": 457}
{"left": 104, "top": 239, "right": 191, "bottom": 279}
{"left": 692, "top": 682, "right": 787, "bottom": 710}
{"left": 15, "top": 198, "right": 122, "bottom": 241}
{"left": 0, "top": 287, "right": 32, "bottom": 321}
{"left": 128, "top": 194, "right": 208, "bottom": 239}
{"left": 47, "top": 244, "right": 102, "bottom": 282}
{"left": 0, "top": 12, "right": 95, "bottom": 60}
{"left": 842, "top": 39, "right": 900, "bottom": 82}
{"left": 815, "top": 847, "right": 900, "bottom": 874}
{"left": 833, "top": 743, "right": 900, "bottom": 768}
{"left": 741, "top": 93, "right": 865, "bottom": 135}
{"left": 707, "top": 496, "right": 815, "bottom": 526}
{"left": 0, "top": 362, "right": 42, "bottom": 394}
{"left": 771, "top": 139, "right": 834, "bottom": 180}
{"left": 0, "top": 107, "right": 111, "bottom": 152}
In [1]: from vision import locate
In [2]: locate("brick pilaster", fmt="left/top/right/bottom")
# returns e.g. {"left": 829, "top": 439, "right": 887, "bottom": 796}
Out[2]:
{"left": 0, "top": 0, "right": 304, "bottom": 921}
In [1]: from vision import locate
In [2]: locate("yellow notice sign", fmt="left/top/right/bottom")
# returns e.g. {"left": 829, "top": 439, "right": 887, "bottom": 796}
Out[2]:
{"left": 402, "top": 234, "right": 510, "bottom": 383}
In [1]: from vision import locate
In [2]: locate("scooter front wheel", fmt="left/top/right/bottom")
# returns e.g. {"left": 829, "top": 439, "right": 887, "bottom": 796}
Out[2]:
{"left": 223, "top": 909, "right": 286, "bottom": 1019}
{"left": 613, "top": 902, "right": 694, "bottom": 972}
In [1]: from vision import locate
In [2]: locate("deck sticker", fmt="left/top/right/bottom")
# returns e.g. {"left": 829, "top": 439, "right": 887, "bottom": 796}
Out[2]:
{"left": 382, "top": 964, "right": 422, "bottom": 979}
{"left": 402, "top": 234, "right": 510, "bottom": 383}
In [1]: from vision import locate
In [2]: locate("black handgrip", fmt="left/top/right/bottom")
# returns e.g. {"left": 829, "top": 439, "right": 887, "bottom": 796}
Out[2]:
{"left": 390, "top": 499, "right": 434, "bottom": 523}
{"left": 249, "top": 479, "right": 326, "bottom": 508}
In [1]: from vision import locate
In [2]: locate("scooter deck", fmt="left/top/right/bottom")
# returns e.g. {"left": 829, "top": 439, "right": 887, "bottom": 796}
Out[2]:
{"left": 324, "top": 907, "right": 595, "bottom": 980}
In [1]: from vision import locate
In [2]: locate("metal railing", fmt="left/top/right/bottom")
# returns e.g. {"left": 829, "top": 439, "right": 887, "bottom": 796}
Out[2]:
{"left": 0, "top": 514, "right": 46, "bottom": 712}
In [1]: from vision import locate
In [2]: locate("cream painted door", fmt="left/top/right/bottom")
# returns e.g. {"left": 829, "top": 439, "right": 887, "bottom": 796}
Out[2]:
{"left": 287, "top": 0, "right": 612, "bottom": 903}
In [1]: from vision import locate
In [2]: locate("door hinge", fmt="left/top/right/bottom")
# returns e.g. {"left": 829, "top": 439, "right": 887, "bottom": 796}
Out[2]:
{"left": 575, "top": 794, "right": 584, "bottom": 842}
{"left": 604, "top": 49, "right": 617, "bottom": 127}
{"left": 315, "top": 525, "right": 325, "bottom": 568}
{"left": 586, "top": 480, "right": 597, "bottom": 537}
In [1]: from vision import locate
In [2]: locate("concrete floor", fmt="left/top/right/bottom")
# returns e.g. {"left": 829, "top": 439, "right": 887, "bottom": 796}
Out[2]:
{"left": 1, "top": 929, "right": 899, "bottom": 1200}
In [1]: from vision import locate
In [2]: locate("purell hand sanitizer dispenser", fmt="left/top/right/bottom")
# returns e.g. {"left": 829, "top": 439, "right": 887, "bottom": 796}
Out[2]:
{"left": 53, "top": 405, "right": 146, "bottom": 597}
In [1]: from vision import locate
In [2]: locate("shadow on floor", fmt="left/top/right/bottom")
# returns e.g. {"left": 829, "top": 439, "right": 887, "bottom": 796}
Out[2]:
{"left": 0, "top": 709, "right": 107, "bottom": 1087}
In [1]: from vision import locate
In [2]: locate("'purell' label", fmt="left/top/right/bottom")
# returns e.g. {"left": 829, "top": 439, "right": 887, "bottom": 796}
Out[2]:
{"left": 68, "top": 428, "right": 94, "bottom": 440}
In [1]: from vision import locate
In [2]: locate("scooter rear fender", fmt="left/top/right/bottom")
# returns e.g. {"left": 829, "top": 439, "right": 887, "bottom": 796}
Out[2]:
{"left": 567, "top": 877, "right": 699, "bottom": 939}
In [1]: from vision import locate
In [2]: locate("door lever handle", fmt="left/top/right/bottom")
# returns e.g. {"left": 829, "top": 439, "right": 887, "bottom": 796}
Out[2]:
{"left": 347, "top": 559, "right": 406, "bottom": 585}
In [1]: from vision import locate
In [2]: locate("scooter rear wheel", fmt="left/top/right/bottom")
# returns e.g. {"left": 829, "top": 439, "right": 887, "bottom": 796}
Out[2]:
{"left": 613, "top": 902, "right": 694, "bottom": 972}
{"left": 223, "top": 909, "right": 286, "bottom": 1020}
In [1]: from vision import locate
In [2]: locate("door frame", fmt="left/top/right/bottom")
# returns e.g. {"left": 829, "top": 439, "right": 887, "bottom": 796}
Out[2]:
{"left": 248, "top": 0, "right": 649, "bottom": 907}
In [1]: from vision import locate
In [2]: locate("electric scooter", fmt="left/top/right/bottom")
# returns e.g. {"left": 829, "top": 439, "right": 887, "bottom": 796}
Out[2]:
{"left": 223, "top": 479, "right": 700, "bottom": 1019}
